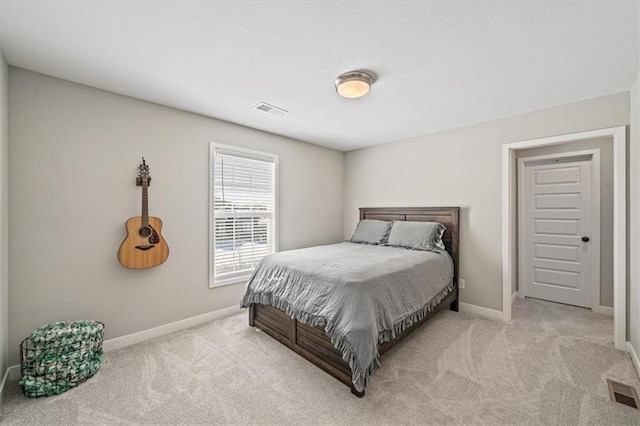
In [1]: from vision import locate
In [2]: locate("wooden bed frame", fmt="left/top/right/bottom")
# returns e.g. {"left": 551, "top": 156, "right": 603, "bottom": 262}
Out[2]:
{"left": 248, "top": 207, "right": 460, "bottom": 397}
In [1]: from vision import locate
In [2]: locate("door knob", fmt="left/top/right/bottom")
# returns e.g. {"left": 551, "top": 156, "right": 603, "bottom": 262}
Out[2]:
{"left": 582, "top": 236, "right": 590, "bottom": 242}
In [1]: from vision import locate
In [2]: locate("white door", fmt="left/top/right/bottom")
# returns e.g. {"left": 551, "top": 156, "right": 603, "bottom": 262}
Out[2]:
{"left": 520, "top": 159, "right": 593, "bottom": 307}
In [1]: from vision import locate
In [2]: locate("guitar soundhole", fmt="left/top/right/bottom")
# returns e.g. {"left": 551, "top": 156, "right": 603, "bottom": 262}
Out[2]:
{"left": 139, "top": 227, "right": 152, "bottom": 238}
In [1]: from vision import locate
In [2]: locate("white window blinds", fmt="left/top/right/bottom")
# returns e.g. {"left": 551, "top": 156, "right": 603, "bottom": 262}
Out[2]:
{"left": 210, "top": 145, "right": 277, "bottom": 287}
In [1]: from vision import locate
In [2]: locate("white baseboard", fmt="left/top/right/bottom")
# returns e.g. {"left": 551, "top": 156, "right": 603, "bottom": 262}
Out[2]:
{"left": 599, "top": 306, "right": 614, "bottom": 316}
{"left": 627, "top": 341, "right": 640, "bottom": 379}
{"left": 0, "top": 364, "right": 20, "bottom": 405}
{"left": 103, "top": 305, "right": 243, "bottom": 352}
{"left": 0, "top": 366, "right": 10, "bottom": 406}
{"left": 0, "top": 305, "right": 244, "bottom": 404}
{"left": 8, "top": 365, "right": 20, "bottom": 381}
{"left": 459, "top": 302, "right": 503, "bottom": 322}
{"left": 511, "top": 291, "right": 518, "bottom": 303}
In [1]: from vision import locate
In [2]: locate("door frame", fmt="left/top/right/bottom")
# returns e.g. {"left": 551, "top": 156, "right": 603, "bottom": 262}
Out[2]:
{"left": 502, "top": 126, "right": 626, "bottom": 351}
{"left": 517, "top": 150, "right": 601, "bottom": 312}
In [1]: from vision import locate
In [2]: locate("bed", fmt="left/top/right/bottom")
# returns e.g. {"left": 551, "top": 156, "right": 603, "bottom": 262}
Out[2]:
{"left": 241, "top": 207, "right": 460, "bottom": 397}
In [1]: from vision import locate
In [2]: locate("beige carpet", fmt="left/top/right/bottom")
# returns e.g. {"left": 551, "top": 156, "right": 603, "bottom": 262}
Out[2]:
{"left": 1, "top": 298, "right": 639, "bottom": 425}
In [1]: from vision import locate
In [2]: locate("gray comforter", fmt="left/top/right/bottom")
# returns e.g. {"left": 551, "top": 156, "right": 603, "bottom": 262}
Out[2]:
{"left": 240, "top": 241, "right": 454, "bottom": 392}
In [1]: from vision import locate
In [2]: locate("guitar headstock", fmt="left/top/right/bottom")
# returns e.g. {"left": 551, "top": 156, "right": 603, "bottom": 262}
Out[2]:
{"left": 136, "top": 157, "right": 152, "bottom": 187}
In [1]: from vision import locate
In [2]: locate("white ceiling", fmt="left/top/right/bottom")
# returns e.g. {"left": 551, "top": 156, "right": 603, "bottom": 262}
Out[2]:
{"left": 0, "top": 1, "right": 638, "bottom": 151}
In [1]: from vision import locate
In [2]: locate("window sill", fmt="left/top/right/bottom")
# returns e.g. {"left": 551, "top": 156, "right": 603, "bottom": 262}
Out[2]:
{"left": 209, "top": 274, "right": 251, "bottom": 289}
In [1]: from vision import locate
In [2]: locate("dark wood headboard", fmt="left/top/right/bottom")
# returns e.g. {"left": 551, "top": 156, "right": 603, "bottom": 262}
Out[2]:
{"left": 359, "top": 207, "right": 460, "bottom": 284}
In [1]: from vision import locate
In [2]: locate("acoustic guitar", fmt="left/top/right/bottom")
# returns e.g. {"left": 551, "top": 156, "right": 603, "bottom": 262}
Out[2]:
{"left": 118, "top": 158, "right": 169, "bottom": 269}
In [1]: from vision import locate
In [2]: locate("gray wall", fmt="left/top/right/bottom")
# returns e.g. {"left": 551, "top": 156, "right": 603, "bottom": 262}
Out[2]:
{"left": 0, "top": 52, "right": 8, "bottom": 387}
{"left": 344, "top": 93, "right": 629, "bottom": 312}
{"left": 7, "top": 68, "right": 344, "bottom": 365}
{"left": 515, "top": 137, "right": 614, "bottom": 307}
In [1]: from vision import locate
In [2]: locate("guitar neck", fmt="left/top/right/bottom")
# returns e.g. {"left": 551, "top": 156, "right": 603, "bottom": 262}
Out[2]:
{"left": 141, "top": 185, "right": 149, "bottom": 227}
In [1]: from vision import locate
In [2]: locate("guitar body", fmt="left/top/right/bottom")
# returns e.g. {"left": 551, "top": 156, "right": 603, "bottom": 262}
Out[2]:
{"left": 118, "top": 216, "right": 169, "bottom": 269}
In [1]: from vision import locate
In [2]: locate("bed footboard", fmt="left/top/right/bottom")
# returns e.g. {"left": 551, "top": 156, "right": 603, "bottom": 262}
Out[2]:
{"left": 248, "top": 286, "right": 457, "bottom": 397}
{"left": 249, "top": 303, "right": 357, "bottom": 394}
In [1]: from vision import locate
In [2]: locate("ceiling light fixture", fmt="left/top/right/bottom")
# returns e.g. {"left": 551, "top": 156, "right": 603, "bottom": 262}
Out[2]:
{"left": 334, "top": 70, "right": 375, "bottom": 99}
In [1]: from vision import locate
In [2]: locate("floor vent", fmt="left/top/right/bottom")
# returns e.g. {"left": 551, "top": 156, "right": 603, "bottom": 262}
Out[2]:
{"left": 254, "top": 102, "right": 288, "bottom": 116}
{"left": 607, "top": 379, "right": 640, "bottom": 409}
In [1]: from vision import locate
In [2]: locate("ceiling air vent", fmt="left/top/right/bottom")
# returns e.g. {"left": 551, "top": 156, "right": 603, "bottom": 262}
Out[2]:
{"left": 607, "top": 379, "right": 640, "bottom": 409}
{"left": 254, "top": 102, "right": 288, "bottom": 116}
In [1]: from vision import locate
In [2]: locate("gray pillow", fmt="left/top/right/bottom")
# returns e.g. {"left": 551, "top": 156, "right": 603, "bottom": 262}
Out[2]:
{"left": 350, "top": 219, "right": 393, "bottom": 245}
{"left": 387, "top": 221, "right": 446, "bottom": 251}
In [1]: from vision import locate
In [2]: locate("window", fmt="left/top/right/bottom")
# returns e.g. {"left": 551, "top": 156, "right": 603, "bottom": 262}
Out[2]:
{"left": 210, "top": 143, "right": 278, "bottom": 287}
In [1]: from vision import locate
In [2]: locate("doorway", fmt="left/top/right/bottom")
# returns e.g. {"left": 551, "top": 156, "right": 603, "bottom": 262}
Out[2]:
{"left": 502, "top": 126, "right": 626, "bottom": 351}
{"left": 518, "top": 151, "right": 601, "bottom": 310}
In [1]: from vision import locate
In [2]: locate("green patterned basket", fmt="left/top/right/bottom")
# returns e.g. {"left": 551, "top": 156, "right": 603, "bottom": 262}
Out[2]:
{"left": 19, "top": 320, "right": 104, "bottom": 398}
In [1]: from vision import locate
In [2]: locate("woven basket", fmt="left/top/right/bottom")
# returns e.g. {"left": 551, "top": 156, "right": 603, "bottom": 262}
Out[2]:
{"left": 19, "top": 320, "right": 104, "bottom": 398}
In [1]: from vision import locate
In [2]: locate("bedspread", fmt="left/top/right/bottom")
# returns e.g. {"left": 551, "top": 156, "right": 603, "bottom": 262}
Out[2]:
{"left": 240, "top": 241, "right": 454, "bottom": 392}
